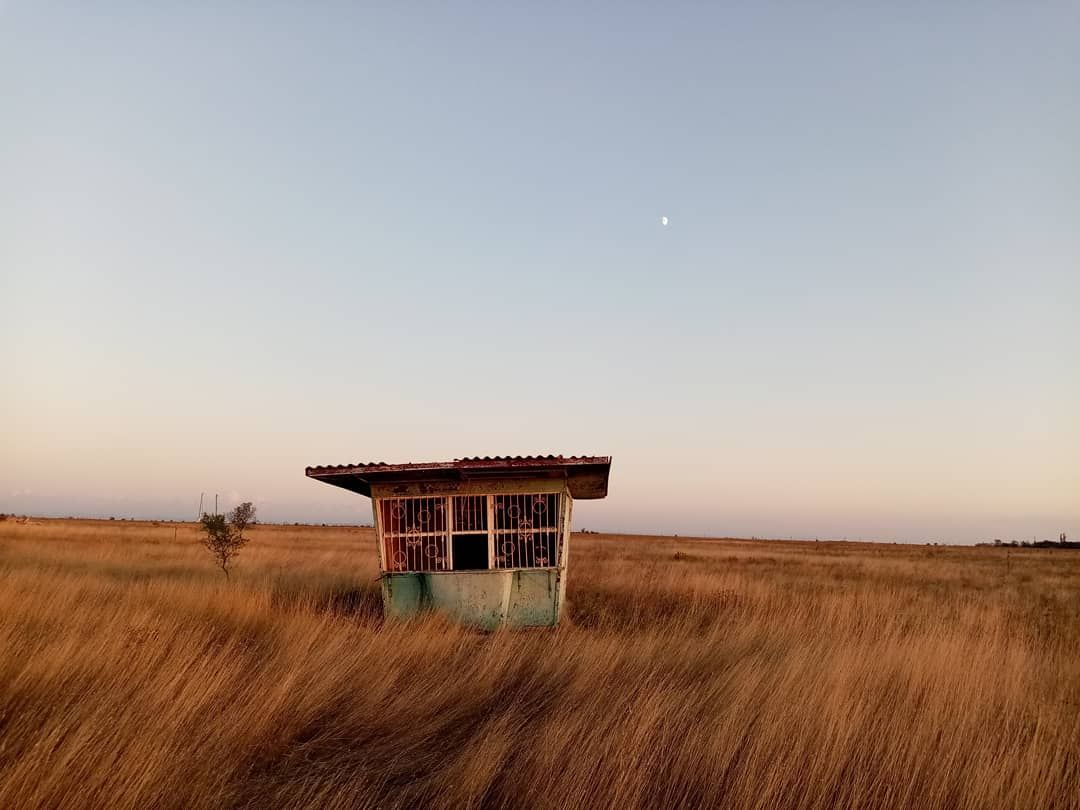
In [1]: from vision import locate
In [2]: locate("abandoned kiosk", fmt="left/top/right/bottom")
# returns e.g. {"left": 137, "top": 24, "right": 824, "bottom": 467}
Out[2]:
{"left": 305, "top": 455, "right": 611, "bottom": 627}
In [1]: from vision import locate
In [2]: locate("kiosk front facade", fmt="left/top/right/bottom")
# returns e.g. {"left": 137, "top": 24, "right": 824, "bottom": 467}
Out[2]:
{"left": 305, "top": 456, "right": 611, "bottom": 628}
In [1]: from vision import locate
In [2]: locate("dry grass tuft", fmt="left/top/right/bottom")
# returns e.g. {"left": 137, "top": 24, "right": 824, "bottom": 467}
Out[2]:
{"left": 1, "top": 519, "right": 1078, "bottom": 809}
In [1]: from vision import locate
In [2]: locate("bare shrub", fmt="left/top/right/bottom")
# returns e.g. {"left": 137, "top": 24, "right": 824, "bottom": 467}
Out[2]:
{"left": 199, "top": 502, "right": 256, "bottom": 581}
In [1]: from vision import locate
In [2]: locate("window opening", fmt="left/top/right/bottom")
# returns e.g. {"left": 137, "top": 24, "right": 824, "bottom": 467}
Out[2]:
{"left": 380, "top": 493, "right": 562, "bottom": 573}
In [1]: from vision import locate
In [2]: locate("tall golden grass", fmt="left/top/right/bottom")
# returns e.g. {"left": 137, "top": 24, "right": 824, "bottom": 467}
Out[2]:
{"left": 0, "top": 518, "right": 1077, "bottom": 809}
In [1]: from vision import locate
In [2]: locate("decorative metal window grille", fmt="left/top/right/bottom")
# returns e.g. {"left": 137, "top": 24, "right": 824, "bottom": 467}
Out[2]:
{"left": 379, "top": 496, "right": 448, "bottom": 572}
{"left": 492, "top": 493, "right": 559, "bottom": 569}
{"left": 379, "top": 493, "right": 563, "bottom": 573}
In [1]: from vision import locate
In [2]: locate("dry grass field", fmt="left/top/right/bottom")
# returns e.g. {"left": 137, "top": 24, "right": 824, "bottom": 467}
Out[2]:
{"left": 0, "top": 518, "right": 1078, "bottom": 809}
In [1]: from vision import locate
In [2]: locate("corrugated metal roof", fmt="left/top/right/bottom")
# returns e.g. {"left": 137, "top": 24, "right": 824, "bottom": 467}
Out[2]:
{"left": 455, "top": 454, "right": 598, "bottom": 462}
{"left": 305, "top": 455, "right": 612, "bottom": 499}
{"left": 306, "top": 455, "right": 608, "bottom": 474}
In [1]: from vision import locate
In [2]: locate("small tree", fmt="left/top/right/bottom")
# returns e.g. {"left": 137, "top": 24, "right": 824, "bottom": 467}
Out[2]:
{"left": 231, "top": 501, "right": 256, "bottom": 534}
{"left": 200, "top": 502, "right": 257, "bottom": 581}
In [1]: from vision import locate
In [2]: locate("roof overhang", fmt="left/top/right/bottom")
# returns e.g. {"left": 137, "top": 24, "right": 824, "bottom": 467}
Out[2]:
{"left": 305, "top": 455, "right": 612, "bottom": 499}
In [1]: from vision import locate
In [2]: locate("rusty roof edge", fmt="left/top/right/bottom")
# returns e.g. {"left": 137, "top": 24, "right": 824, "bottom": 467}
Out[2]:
{"left": 305, "top": 456, "right": 611, "bottom": 477}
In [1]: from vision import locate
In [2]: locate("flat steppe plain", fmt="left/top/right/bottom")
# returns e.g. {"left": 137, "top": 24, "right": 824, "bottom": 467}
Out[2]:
{"left": 0, "top": 519, "right": 1077, "bottom": 809}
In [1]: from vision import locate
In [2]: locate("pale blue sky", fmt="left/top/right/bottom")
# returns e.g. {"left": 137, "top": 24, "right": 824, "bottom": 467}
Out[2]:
{"left": 2, "top": 3, "right": 1078, "bottom": 542}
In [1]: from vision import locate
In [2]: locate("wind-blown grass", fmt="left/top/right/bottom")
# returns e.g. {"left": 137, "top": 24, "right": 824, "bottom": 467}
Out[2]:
{"left": 0, "top": 519, "right": 1077, "bottom": 809}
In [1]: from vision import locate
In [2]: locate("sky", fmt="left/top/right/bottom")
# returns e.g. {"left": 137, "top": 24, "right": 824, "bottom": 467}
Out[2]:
{"left": 2, "top": 2, "right": 1078, "bottom": 543}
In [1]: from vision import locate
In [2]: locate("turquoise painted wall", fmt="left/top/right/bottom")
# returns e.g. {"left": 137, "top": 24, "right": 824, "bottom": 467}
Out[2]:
{"left": 382, "top": 570, "right": 562, "bottom": 629}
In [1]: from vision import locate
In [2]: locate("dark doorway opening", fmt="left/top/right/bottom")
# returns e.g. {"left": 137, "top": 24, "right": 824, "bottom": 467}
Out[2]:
{"left": 452, "top": 534, "right": 489, "bottom": 571}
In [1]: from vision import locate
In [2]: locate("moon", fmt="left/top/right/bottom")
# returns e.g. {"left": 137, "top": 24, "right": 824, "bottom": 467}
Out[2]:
{"left": 660, "top": 216, "right": 669, "bottom": 226}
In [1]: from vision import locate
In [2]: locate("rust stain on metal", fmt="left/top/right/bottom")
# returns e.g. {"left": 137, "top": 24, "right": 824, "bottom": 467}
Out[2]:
{"left": 306, "top": 454, "right": 610, "bottom": 475}
{"left": 306, "top": 455, "right": 611, "bottom": 500}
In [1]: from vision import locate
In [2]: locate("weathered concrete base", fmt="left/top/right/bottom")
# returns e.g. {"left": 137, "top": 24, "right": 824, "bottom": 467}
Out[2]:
{"left": 381, "top": 570, "right": 563, "bottom": 628}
